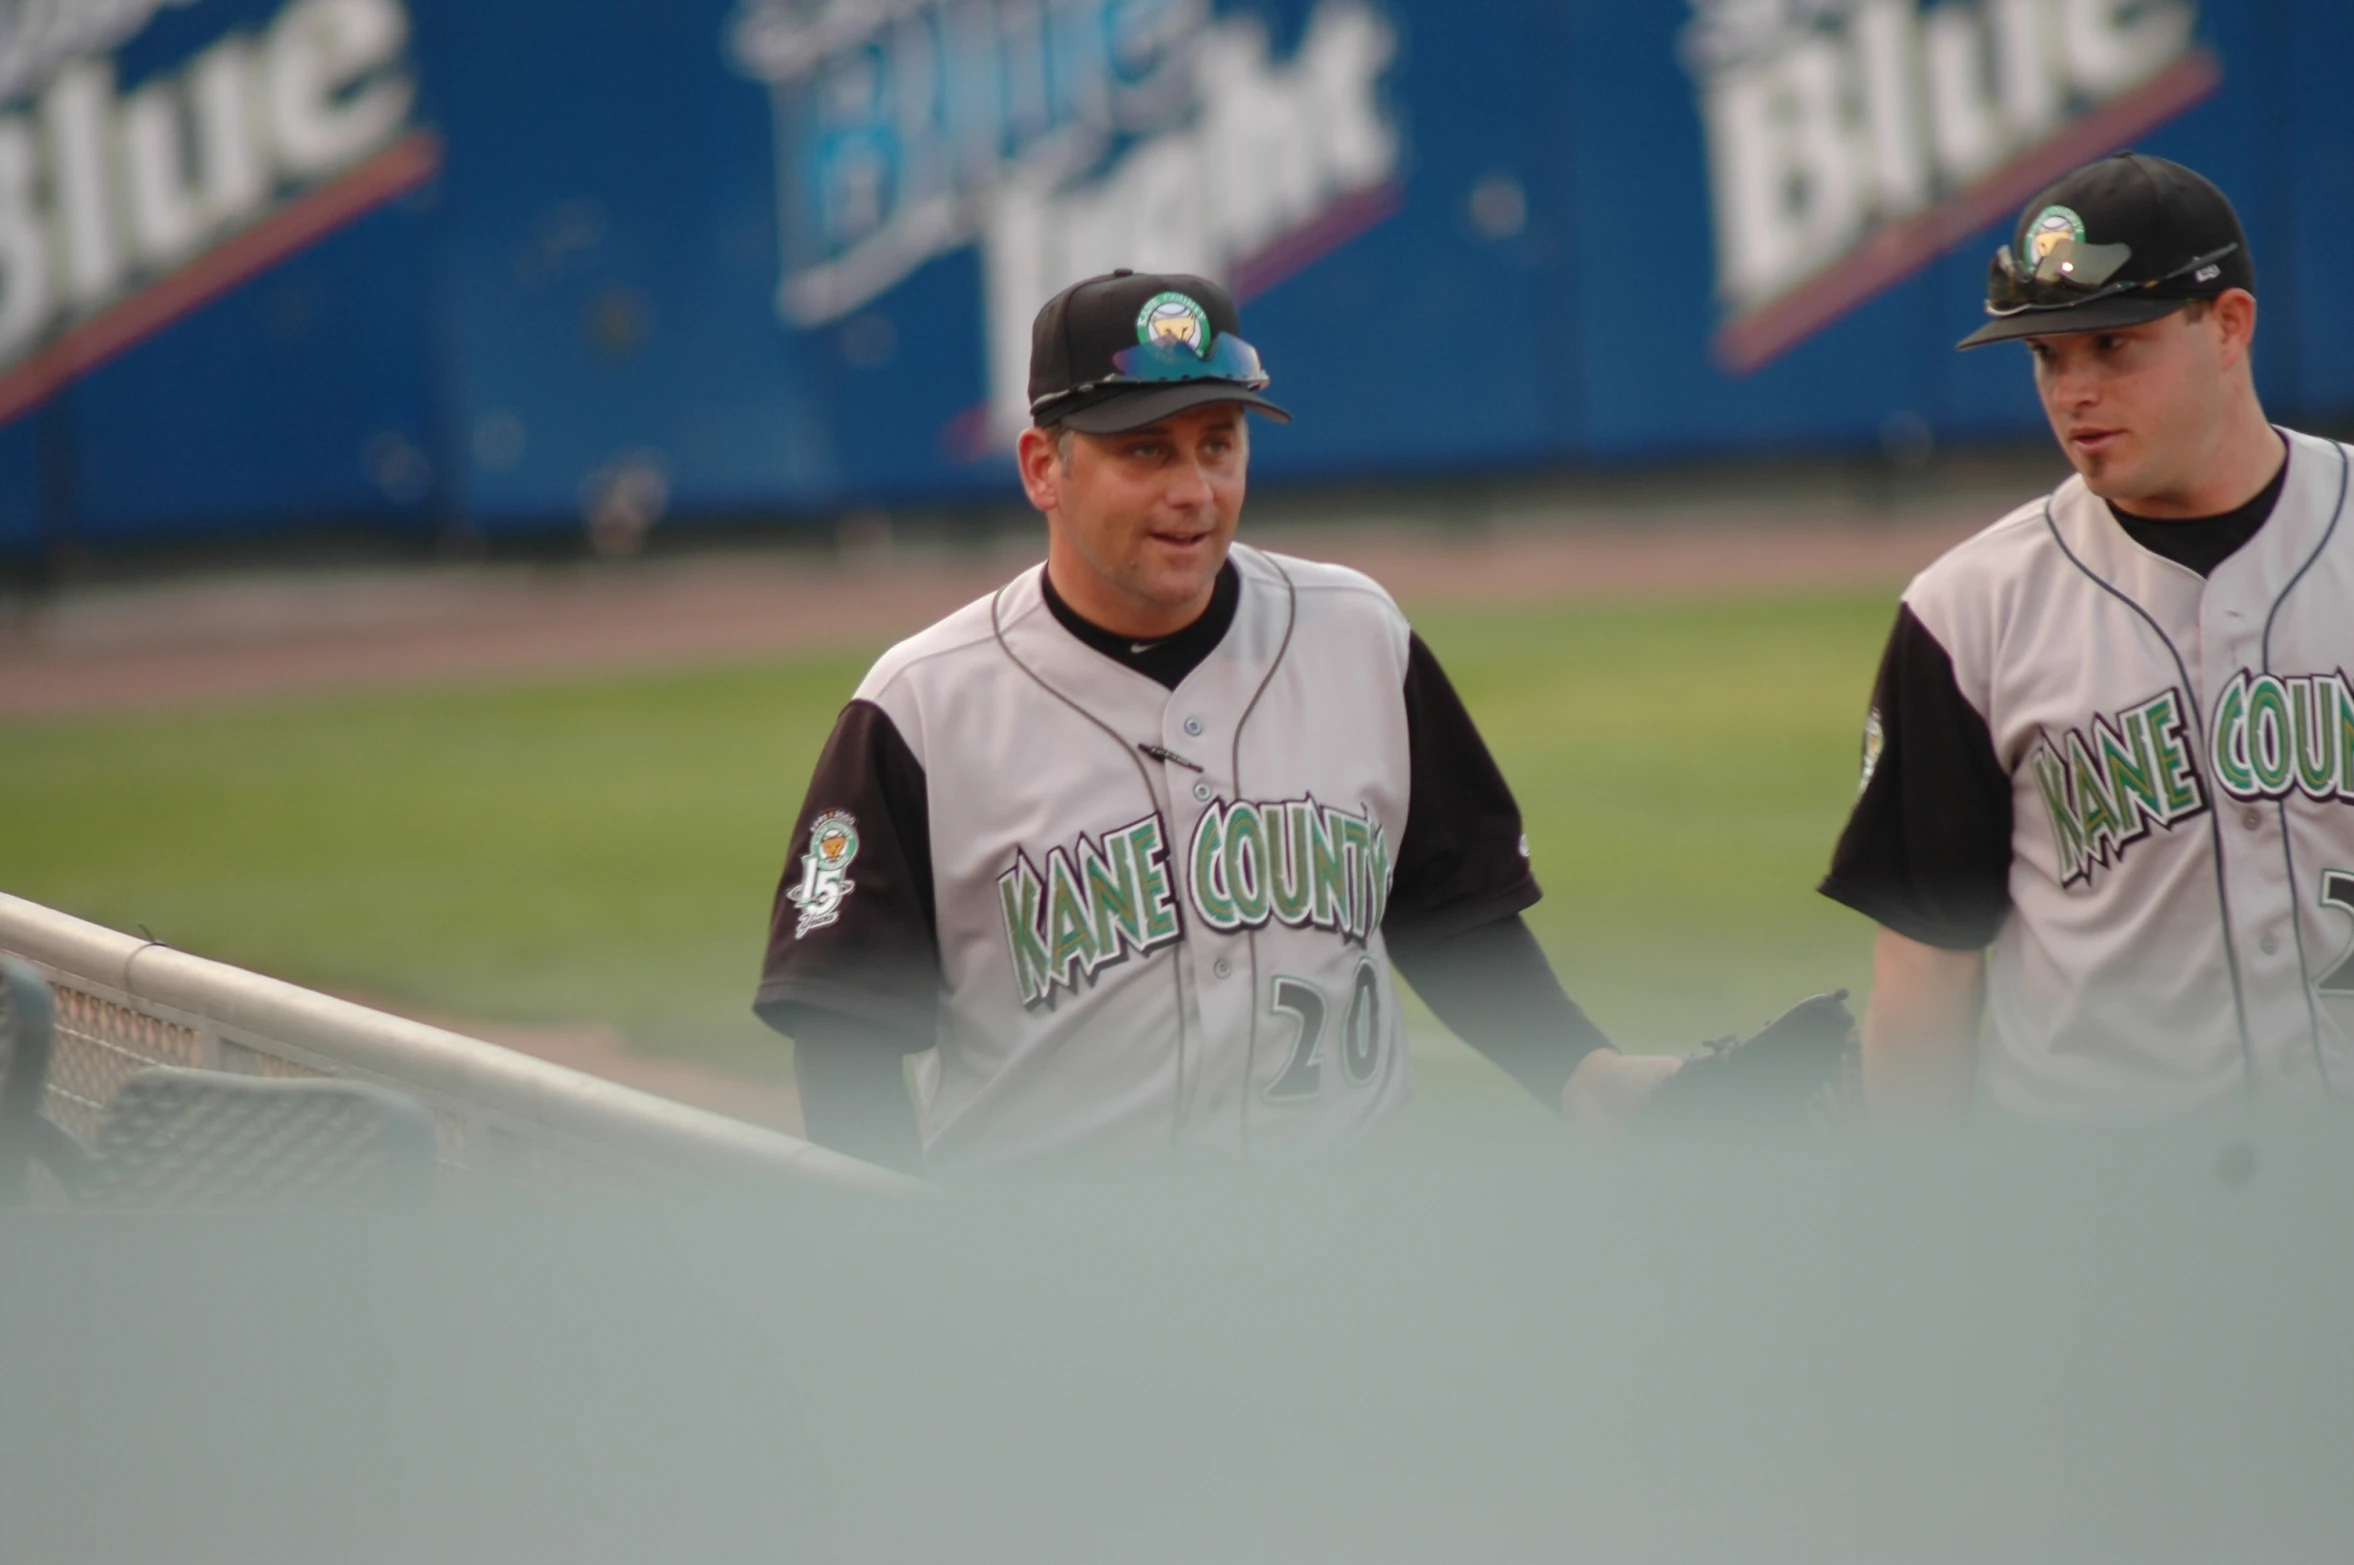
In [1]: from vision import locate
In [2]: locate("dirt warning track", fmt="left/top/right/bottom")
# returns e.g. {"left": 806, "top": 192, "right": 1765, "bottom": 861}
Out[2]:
{"left": 3, "top": 502, "right": 1992, "bottom": 722}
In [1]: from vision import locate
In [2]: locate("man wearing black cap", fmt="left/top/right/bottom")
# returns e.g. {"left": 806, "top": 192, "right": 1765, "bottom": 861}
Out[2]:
{"left": 754, "top": 270, "right": 1840, "bottom": 1173}
{"left": 1824, "top": 153, "right": 2354, "bottom": 1121}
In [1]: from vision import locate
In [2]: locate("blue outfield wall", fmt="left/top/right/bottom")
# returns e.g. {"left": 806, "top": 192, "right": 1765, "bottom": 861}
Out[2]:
{"left": 0, "top": 0, "right": 2347, "bottom": 555}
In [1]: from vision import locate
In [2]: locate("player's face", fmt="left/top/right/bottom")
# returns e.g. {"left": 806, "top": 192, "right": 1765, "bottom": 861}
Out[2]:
{"left": 2026, "top": 292, "right": 2255, "bottom": 508}
{"left": 1022, "top": 403, "right": 1249, "bottom": 638}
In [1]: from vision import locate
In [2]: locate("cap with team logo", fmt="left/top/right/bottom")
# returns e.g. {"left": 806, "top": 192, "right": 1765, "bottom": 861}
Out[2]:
{"left": 1027, "top": 270, "right": 1291, "bottom": 433}
{"left": 1958, "top": 152, "right": 2254, "bottom": 349}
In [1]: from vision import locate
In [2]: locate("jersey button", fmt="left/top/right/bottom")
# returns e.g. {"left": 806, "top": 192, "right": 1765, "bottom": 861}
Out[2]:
{"left": 2242, "top": 808, "right": 2264, "bottom": 831}
{"left": 1183, "top": 716, "right": 1204, "bottom": 737}
{"left": 2260, "top": 932, "right": 2279, "bottom": 955}
{"left": 1193, "top": 781, "right": 1213, "bottom": 802}
{"left": 1212, "top": 958, "right": 1233, "bottom": 979}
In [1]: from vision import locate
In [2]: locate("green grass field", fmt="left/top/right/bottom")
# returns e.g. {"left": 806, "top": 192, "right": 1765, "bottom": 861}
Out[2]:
{"left": 0, "top": 589, "right": 1896, "bottom": 1114}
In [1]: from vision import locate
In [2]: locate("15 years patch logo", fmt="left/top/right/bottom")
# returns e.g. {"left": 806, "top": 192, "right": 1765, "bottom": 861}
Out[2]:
{"left": 788, "top": 810, "right": 860, "bottom": 938}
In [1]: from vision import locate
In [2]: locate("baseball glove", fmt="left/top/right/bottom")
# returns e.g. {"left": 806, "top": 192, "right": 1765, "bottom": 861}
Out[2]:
{"left": 1641, "top": 989, "right": 1858, "bottom": 1129}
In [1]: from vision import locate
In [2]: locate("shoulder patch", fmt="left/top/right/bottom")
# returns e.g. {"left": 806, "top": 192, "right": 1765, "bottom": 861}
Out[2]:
{"left": 787, "top": 810, "right": 860, "bottom": 938}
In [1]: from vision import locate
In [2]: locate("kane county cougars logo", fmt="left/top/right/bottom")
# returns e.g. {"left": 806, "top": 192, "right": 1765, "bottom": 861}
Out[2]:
{"left": 2031, "top": 689, "right": 2207, "bottom": 888}
{"left": 997, "top": 798, "right": 1392, "bottom": 1010}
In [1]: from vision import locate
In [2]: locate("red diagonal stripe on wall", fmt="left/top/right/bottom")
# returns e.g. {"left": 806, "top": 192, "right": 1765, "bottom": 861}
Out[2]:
{"left": 0, "top": 129, "right": 444, "bottom": 428}
{"left": 1713, "top": 51, "right": 2223, "bottom": 376}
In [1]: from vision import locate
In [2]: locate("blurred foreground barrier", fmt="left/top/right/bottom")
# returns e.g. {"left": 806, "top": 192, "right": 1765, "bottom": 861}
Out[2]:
{"left": 4, "top": 1130, "right": 2351, "bottom": 1563}
{"left": 0, "top": 955, "right": 59, "bottom": 1202}
{"left": 51, "top": 1067, "right": 439, "bottom": 1211}
{"left": 0, "top": 893, "right": 910, "bottom": 1195}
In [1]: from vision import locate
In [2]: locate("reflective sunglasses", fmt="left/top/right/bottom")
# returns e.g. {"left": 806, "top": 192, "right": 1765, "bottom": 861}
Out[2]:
{"left": 1984, "top": 238, "right": 2241, "bottom": 317}
{"left": 1030, "top": 332, "right": 1270, "bottom": 416}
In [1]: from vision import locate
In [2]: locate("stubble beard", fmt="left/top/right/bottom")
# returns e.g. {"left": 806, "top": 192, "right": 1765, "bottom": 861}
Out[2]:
{"left": 1128, "top": 533, "right": 1230, "bottom": 610}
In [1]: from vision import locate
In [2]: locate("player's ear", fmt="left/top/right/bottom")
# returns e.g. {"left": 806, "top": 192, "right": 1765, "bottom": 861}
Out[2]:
{"left": 1015, "top": 426, "right": 1063, "bottom": 513}
{"left": 2210, "top": 288, "right": 2258, "bottom": 371}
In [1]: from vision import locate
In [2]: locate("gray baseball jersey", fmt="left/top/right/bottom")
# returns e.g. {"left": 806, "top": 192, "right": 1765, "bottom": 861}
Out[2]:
{"left": 1826, "top": 427, "right": 2354, "bottom": 1120}
{"left": 757, "top": 544, "right": 1540, "bottom": 1172}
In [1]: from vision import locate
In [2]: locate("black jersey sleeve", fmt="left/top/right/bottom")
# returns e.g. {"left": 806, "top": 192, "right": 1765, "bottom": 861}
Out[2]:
{"left": 1389, "top": 914, "right": 1614, "bottom": 1108}
{"left": 753, "top": 699, "right": 941, "bottom": 1046}
{"left": 1818, "top": 604, "right": 2014, "bottom": 951}
{"left": 1381, "top": 633, "right": 1543, "bottom": 950}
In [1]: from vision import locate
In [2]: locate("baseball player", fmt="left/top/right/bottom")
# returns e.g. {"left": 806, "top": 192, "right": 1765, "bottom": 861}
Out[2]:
{"left": 1824, "top": 153, "right": 2353, "bottom": 1122}
{"left": 759, "top": 270, "right": 1844, "bottom": 1173}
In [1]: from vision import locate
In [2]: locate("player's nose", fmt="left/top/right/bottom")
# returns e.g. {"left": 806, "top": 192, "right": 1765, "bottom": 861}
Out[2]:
{"left": 1162, "top": 454, "right": 1214, "bottom": 508}
{"left": 2046, "top": 358, "right": 2100, "bottom": 409}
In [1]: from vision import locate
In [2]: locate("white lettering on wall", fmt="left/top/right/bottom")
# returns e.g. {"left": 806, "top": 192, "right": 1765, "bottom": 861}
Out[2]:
{"left": 735, "top": 0, "right": 1402, "bottom": 441}
{"left": 0, "top": 0, "right": 418, "bottom": 364}
{"left": 267, "top": 0, "right": 413, "bottom": 177}
{"left": 0, "top": 120, "right": 48, "bottom": 350}
{"left": 0, "top": 0, "right": 202, "bottom": 105}
{"left": 983, "top": 0, "right": 1397, "bottom": 435}
{"left": 1686, "top": 0, "right": 2200, "bottom": 315}
{"left": 731, "top": 0, "right": 1215, "bottom": 329}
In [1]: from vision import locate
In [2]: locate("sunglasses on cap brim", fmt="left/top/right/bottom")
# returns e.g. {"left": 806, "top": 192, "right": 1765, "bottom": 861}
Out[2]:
{"left": 1029, "top": 332, "right": 1271, "bottom": 419}
{"left": 1984, "top": 238, "right": 2241, "bottom": 317}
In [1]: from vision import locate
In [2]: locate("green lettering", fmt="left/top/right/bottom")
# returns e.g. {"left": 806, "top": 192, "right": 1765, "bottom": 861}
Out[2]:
{"left": 997, "top": 857, "right": 1054, "bottom": 1007}
{"left": 2066, "top": 731, "right": 2125, "bottom": 862}
{"left": 1082, "top": 833, "right": 1142, "bottom": 957}
{"left": 2340, "top": 683, "right": 2354, "bottom": 805}
{"left": 1364, "top": 823, "right": 1392, "bottom": 937}
{"left": 2100, "top": 711, "right": 2161, "bottom": 827}
{"left": 1124, "top": 818, "right": 1181, "bottom": 943}
{"left": 1270, "top": 801, "right": 1313, "bottom": 926}
{"left": 1225, "top": 803, "right": 1269, "bottom": 925}
{"left": 2292, "top": 675, "right": 2339, "bottom": 798}
{"left": 1309, "top": 805, "right": 1347, "bottom": 929}
{"left": 1045, "top": 849, "right": 1097, "bottom": 985}
{"left": 2249, "top": 674, "right": 2293, "bottom": 794}
{"left": 2212, "top": 675, "right": 2256, "bottom": 797}
{"left": 2148, "top": 692, "right": 2201, "bottom": 815}
{"left": 1190, "top": 803, "right": 1238, "bottom": 930}
{"left": 1337, "top": 814, "right": 1373, "bottom": 939}
{"left": 2034, "top": 747, "right": 2088, "bottom": 884}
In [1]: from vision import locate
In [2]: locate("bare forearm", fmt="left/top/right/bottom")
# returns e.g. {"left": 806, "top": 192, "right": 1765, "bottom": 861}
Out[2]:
{"left": 1862, "top": 926, "right": 1985, "bottom": 1122}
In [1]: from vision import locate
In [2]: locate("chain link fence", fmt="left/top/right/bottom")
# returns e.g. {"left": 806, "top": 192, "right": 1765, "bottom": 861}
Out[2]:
{"left": 0, "top": 892, "right": 908, "bottom": 1195}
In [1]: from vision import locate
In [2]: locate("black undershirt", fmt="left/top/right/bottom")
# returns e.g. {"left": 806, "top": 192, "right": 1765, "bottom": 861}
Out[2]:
{"left": 1040, "top": 558, "right": 1242, "bottom": 688}
{"left": 2108, "top": 445, "right": 2288, "bottom": 577}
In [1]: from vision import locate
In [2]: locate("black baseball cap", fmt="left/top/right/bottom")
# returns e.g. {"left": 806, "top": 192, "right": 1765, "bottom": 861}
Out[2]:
{"left": 1958, "top": 153, "right": 2254, "bottom": 349}
{"left": 1027, "top": 270, "right": 1291, "bottom": 433}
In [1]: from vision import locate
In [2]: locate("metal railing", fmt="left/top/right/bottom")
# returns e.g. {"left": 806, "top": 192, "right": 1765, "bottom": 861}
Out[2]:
{"left": 0, "top": 892, "right": 910, "bottom": 1193}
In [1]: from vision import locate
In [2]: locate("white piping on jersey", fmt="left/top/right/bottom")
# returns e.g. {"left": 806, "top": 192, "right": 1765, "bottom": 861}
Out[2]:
{"left": 2259, "top": 439, "right": 2352, "bottom": 1091}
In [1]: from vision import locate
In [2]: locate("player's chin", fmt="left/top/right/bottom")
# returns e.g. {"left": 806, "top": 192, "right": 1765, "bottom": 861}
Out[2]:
{"left": 2070, "top": 448, "right": 2147, "bottom": 498}
{"left": 2062, "top": 429, "right": 2141, "bottom": 484}
{"left": 1138, "top": 531, "right": 1229, "bottom": 586}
